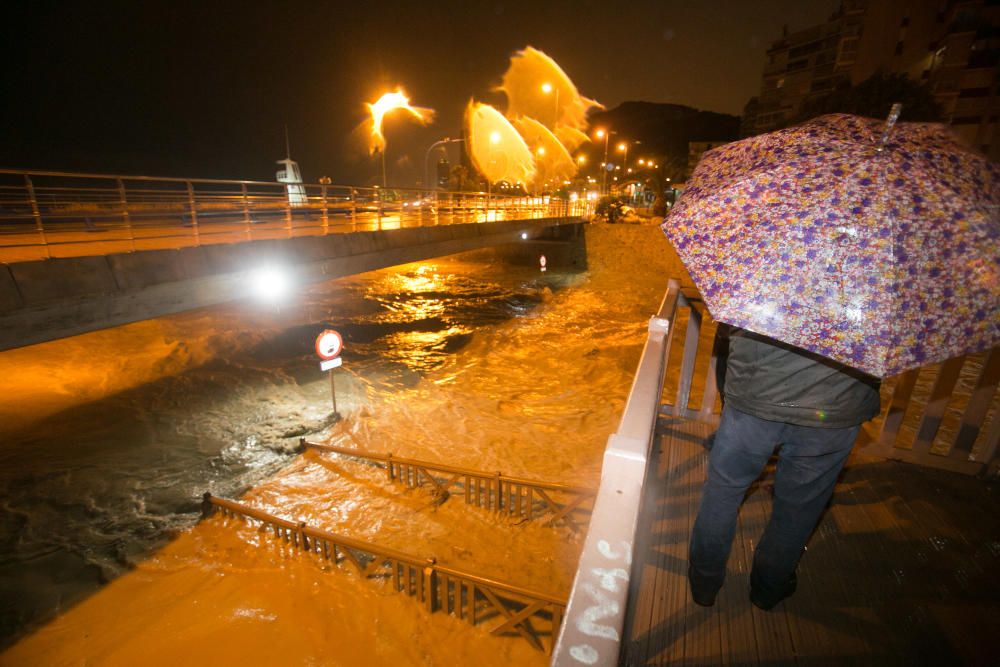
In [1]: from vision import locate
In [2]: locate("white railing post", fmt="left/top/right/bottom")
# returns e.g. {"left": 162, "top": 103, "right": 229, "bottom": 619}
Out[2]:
{"left": 24, "top": 175, "right": 50, "bottom": 258}
{"left": 377, "top": 190, "right": 383, "bottom": 231}
{"left": 351, "top": 188, "right": 358, "bottom": 230}
{"left": 186, "top": 181, "right": 200, "bottom": 246}
{"left": 116, "top": 178, "right": 135, "bottom": 252}
{"left": 321, "top": 184, "right": 329, "bottom": 234}
{"left": 284, "top": 185, "right": 293, "bottom": 237}
{"left": 241, "top": 182, "right": 251, "bottom": 240}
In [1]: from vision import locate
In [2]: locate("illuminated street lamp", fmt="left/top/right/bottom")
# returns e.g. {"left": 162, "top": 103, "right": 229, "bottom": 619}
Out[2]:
{"left": 487, "top": 131, "right": 501, "bottom": 203}
{"left": 541, "top": 82, "right": 560, "bottom": 126}
{"left": 594, "top": 128, "right": 617, "bottom": 195}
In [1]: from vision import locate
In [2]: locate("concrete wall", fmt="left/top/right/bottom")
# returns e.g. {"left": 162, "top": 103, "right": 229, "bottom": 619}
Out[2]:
{"left": 0, "top": 218, "right": 582, "bottom": 351}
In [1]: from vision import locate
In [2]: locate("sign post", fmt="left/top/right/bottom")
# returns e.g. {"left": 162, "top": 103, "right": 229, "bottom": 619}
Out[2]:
{"left": 315, "top": 329, "right": 344, "bottom": 414}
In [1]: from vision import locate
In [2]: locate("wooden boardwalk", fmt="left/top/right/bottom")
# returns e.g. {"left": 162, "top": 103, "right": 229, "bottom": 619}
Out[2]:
{"left": 623, "top": 418, "right": 1000, "bottom": 666}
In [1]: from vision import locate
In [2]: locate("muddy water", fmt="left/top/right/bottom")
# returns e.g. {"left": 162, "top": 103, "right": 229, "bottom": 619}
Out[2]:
{"left": 0, "top": 224, "right": 684, "bottom": 665}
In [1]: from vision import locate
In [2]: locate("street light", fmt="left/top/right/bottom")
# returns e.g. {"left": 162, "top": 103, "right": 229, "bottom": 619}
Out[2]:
{"left": 595, "top": 128, "right": 616, "bottom": 195}
{"left": 424, "top": 137, "right": 463, "bottom": 191}
{"left": 616, "top": 142, "right": 628, "bottom": 195}
{"left": 487, "top": 131, "right": 501, "bottom": 204}
{"left": 615, "top": 140, "right": 641, "bottom": 198}
{"left": 541, "top": 82, "right": 560, "bottom": 127}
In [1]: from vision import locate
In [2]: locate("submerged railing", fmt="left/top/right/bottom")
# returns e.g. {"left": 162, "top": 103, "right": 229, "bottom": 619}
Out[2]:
{"left": 202, "top": 493, "right": 567, "bottom": 653}
{"left": 303, "top": 438, "right": 597, "bottom": 527}
{"left": 0, "top": 169, "right": 592, "bottom": 262}
{"left": 551, "top": 279, "right": 1000, "bottom": 666}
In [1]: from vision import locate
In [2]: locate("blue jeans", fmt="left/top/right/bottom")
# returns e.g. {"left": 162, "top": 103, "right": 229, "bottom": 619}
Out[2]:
{"left": 689, "top": 406, "right": 858, "bottom": 603}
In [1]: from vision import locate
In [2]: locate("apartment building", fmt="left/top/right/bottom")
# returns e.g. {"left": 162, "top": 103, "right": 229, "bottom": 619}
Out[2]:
{"left": 744, "top": 0, "right": 999, "bottom": 159}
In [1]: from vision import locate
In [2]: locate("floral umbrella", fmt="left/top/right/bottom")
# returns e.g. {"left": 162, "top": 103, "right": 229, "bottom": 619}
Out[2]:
{"left": 662, "top": 113, "right": 1000, "bottom": 378}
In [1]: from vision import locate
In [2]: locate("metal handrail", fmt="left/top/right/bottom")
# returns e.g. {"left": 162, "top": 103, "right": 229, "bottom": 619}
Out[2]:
{"left": 303, "top": 439, "right": 596, "bottom": 526}
{"left": 203, "top": 493, "right": 567, "bottom": 652}
{"left": 552, "top": 279, "right": 683, "bottom": 667}
{"left": 0, "top": 168, "right": 592, "bottom": 263}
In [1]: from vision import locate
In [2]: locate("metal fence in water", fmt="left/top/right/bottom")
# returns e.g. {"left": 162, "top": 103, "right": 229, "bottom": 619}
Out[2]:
{"left": 201, "top": 493, "right": 567, "bottom": 653}
{"left": 0, "top": 169, "right": 591, "bottom": 263}
{"left": 302, "top": 438, "right": 597, "bottom": 528}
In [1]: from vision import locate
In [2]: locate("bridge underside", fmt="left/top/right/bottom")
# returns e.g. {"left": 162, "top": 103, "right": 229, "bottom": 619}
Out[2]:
{"left": 0, "top": 217, "right": 581, "bottom": 351}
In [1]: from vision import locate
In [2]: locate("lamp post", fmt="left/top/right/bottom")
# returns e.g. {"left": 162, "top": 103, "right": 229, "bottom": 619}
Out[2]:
{"left": 616, "top": 142, "right": 628, "bottom": 196}
{"left": 486, "top": 131, "right": 501, "bottom": 211}
{"left": 424, "top": 137, "right": 463, "bottom": 191}
{"left": 616, "top": 140, "right": 642, "bottom": 199}
{"left": 541, "top": 82, "right": 560, "bottom": 127}
{"left": 595, "top": 128, "right": 616, "bottom": 196}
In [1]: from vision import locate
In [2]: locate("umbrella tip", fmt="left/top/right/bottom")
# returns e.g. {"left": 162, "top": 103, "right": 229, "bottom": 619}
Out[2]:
{"left": 877, "top": 103, "right": 903, "bottom": 151}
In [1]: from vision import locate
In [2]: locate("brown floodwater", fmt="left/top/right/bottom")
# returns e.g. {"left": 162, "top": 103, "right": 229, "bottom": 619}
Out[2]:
{"left": 3, "top": 221, "right": 989, "bottom": 666}
{"left": 0, "top": 224, "right": 685, "bottom": 666}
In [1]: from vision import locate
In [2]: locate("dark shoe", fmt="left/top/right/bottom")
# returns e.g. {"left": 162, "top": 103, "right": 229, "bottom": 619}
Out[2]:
{"left": 688, "top": 565, "right": 722, "bottom": 607}
{"left": 749, "top": 573, "right": 797, "bottom": 611}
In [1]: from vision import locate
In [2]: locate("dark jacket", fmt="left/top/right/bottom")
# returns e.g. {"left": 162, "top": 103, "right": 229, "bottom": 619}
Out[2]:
{"left": 721, "top": 329, "right": 881, "bottom": 428}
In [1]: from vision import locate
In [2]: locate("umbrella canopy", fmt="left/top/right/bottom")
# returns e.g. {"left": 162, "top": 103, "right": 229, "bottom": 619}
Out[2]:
{"left": 662, "top": 113, "right": 1000, "bottom": 378}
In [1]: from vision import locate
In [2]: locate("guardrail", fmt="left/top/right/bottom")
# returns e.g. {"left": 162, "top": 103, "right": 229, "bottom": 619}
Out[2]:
{"left": 552, "top": 278, "right": 684, "bottom": 666}
{"left": 0, "top": 169, "right": 593, "bottom": 263}
{"left": 202, "top": 493, "right": 567, "bottom": 653}
{"left": 303, "top": 438, "right": 597, "bottom": 527}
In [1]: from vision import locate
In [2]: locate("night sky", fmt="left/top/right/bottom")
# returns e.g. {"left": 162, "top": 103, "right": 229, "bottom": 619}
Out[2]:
{"left": 1, "top": 1, "right": 839, "bottom": 185}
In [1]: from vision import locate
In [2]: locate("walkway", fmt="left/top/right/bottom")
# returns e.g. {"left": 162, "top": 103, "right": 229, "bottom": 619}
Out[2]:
{"left": 625, "top": 418, "right": 1000, "bottom": 666}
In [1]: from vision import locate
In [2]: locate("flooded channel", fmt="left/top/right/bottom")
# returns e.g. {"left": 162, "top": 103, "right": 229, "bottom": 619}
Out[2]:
{"left": 0, "top": 224, "right": 684, "bottom": 665}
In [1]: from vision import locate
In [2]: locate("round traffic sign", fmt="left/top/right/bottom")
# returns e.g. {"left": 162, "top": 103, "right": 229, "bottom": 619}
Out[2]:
{"left": 315, "top": 330, "right": 343, "bottom": 360}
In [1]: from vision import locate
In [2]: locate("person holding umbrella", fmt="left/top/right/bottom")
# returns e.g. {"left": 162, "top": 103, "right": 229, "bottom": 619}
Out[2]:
{"left": 688, "top": 327, "right": 880, "bottom": 609}
{"left": 662, "top": 108, "right": 1000, "bottom": 610}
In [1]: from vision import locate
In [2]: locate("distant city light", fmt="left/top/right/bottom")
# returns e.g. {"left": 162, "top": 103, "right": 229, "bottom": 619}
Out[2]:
{"left": 520, "top": 232, "right": 529, "bottom": 239}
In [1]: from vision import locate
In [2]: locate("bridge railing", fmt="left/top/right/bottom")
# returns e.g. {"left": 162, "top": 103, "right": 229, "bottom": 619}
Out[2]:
{"left": 0, "top": 169, "right": 593, "bottom": 262}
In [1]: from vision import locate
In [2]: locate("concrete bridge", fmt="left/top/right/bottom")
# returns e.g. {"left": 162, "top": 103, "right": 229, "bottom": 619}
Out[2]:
{"left": 0, "top": 169, "right": 590, "bottom": 351}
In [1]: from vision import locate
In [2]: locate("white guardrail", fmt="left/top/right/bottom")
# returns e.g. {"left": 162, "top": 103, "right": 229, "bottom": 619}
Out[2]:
{"left": 551, "top": 279, "right": 682, "bottom": 666}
